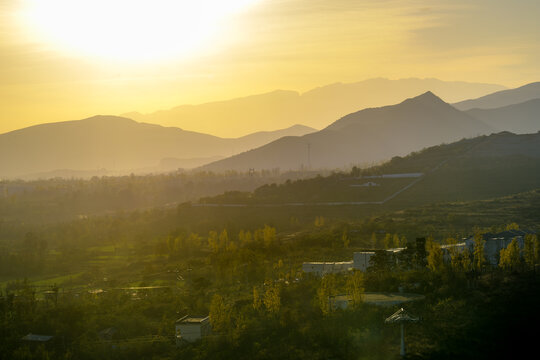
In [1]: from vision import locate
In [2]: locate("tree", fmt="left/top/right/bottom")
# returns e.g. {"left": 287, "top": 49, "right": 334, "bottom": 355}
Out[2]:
{"left": 383, "top": 233, "right": 392, "bottom": 249}
{"left": 370, "top": 232, "right": 378, "bottom": 249}
{"left": 346, "top": 271, "right": 364, "bottom": 307}
{"left": 263, "top": 282, "right": 281, "bottom": 314}
{"left": 427, "top": 242, "right": 444, "bottom": 272}
{"left": 505, "top": 222, "right": 519, "bottom": 230}
{"left": 314, "top": 216, "right": 325, "bottom": 228}
{"left": 392, "top": 234, "right": 401, "bottom": 248}
{"left": 473, "top": 234, "right": 486, "bottom": 271}
{"left": 499, "top": 238, "right": 521, "bottom": 271}
{"left": 523, "top": 234, "right": 539, "bottom": 269}
{"left": 208, "top": 231, "right": 219, "bottom": 253}
{"left": 317, "top": 274, "right": 336, "bottom": 315}
{"left": 461, "top": 247, "right": 472, "bottom": 272}
{"left": 209, "top": 294, "right": 231, "bottom": 332}
{"left": 444, "top": 237, "right": 462, "bottom": 272}
{"left": 263, "top": 225, "right": 276, "bottom": 248}
{"left": 342, "top": 230, "right": 350, "bottom": 249}
{"left": 219, "top": 229, "right": 229, "bottom": 250}
{"left": 253, "top": 286, "right": 262, "bottom": 311}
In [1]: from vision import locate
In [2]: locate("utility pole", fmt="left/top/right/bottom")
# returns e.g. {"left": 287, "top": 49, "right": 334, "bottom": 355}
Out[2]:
{"left": 385, "top": 308, "right": 419, "bottom": 357}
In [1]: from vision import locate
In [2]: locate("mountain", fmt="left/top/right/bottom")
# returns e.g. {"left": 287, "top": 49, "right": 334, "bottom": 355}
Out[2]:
{"left": 200, "top": 132, "right": 540, "bottom": 208}
{"left": 465, "top": 98, "right": 540, "bottom": 134}
{"left": 124, "top": 78, "right": 505, "bottom": 137}
{"left": 201, "top": 92, "right": 495, "bottom": 172}
{"left": 0, "top": 116, "right": 315, "bottom": 179}
{"left": 453, "top": 81, "right": 540, "bottom": 110}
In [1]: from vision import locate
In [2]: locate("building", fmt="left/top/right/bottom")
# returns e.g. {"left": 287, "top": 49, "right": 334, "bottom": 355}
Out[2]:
{"left": 175, "top": 315, "right": 211, "bottom": 345}
{"left": 302, "top": 261, "right": 353, "bottom": 276}
{"left": 463, "top": 229, "right": 536, "bottom": 265}
{"left": 353, "top": 248, "right": 406, "bottom": 271}
{"left": 350, "top": 182, "right": 380, "bottom": 187}
{"left": 21, "top": 334, "right": 53, "bottom": 342}
{"left": 353, "top": 252, "right": 376, "bottom": 271}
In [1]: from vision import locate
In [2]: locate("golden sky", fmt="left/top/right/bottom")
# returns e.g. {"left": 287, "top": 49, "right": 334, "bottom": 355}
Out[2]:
{"left": 1, "top": 0, "right": 539, "bottom": 135}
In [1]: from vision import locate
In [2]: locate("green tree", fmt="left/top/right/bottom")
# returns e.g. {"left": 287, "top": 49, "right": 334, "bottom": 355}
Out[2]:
{"left": 219, "top": 229, "right": 229, "bottom": 250}
{"left": 317, "top": 274, "right": 337, "bottom": 315}
{"left": 263, "top": 225, "right": 276, "bottom": 248}
{"left": 505, "top": 222, "right": 520, "bottom": 230}
{"left": 499, "top": 238, "right": 521, "bottom": 271}
{"left": 346, "top": 271, "right": 364, "bottom": 307}
{"left": 473, "top": 234, "right": 486, "bottom": 271}
{"left": 208, "top": 231, "right": 219, "bottom": 253}
{"left": 253, "top": 286, "right": 262, "bottom": 311}
{"left": 445, "top": 237, "right": 462, "bottom": 272}
{"left": 209, "top": 294, "right": 231, "bottom": 332}
{"left": 400, "top": 235, "right": 408, "bottom": 248}
{"left": 392, "top": 233, "right": 400, "bottom": 248}
{"left": 314, "top": 216, "right": 325, "bottom": 228}
{"left": 524, "top": 234, "right": 539, "bottom": 269}
{"left": 263, "top": 282, "right": 281, "bottom": 314}
{"left": 461, "top": 247, "right": 472, "bottom": 272}
{"left": 370, "top": 232, "right": 378, "bottom": 249}
{"left": 427, "top": 242, "right": 444, "bottom": 272}
{"left": 383, "top": 233, "right": 392, "bottom": 249}
{"left": 342, "top": 230, "right": 350, "bottom": 249}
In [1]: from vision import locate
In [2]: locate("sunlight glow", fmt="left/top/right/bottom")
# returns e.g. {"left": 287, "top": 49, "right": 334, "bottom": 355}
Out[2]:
{"left": 20, "top": 0, "right": 260, "bottom": 62}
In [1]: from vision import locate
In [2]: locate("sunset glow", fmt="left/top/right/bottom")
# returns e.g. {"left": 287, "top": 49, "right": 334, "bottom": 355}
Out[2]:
{"left": 19, "top": 0, "right": 260, "bottom": 62}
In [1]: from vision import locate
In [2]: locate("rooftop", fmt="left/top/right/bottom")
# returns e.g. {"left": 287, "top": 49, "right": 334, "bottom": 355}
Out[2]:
{"left": 176, "top": 315, "right": 209, "bottom": 324}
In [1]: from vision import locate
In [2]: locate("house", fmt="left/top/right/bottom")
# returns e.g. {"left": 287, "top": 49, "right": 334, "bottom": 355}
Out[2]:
{"left": 463, "top": 229, "right": 536, "bottom": 265}
{"left": 353, "top": 248, "right": 406, "bottom": 271}
{"left": 302, "top": 261, "right": 353, "bottom": 276}
{"left": 21, "top": 334, "right": 53, "bottom": 342}
{"left": 350, "top": 182, "right": 380, "bottom": 187}
{"left": 353, "top": 252, "right": 376, "bottom": 271}
{"left": 175, "top": 315, "right": 211, "bottom": 345}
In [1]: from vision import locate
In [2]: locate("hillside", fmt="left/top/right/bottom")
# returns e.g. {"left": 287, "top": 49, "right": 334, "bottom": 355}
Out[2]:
{"left": 0, "top": 116, "right": 315, "bottom": 179}
{"left": 199, "top": 132, "right": 540, "bottom": 209}
{"left": 466, "top": 98, "right": 540, "bottom": 134}
{"left": 453, "top": 81, "right": 540, "bottom": 110}
{"left": 202, "top": 92, "right": 495, "bottom": 172}
{"left": 124, "top": 78, "right": 505, "bottom": 136}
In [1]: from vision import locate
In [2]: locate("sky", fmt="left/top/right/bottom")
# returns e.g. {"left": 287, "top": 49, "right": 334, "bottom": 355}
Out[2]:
{"left": 1, "top": 0, "right": 539, "bottom": 135}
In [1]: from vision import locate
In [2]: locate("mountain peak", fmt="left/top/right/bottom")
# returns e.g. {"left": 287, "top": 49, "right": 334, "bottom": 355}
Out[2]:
{"left": 402, "top": 91, "right": 446, "bottom": 106}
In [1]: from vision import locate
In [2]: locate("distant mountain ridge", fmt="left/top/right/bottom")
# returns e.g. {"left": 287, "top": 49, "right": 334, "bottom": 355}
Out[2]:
{"left": 453, "top": 81, "right": 540, "bottom": 110}
{"left": 0, "top": 116, "right": 315, "bottom": 179}
{"left": 465, "top": 98, "right": 540, "bottom": 134}
{"left": 124, "top": 78, "right": 505, "bottom": 137}
{"left": 202, "top": 91, "right": 495, "bottom": 172}
{"left": 200, "top": 131, "right": 540, "bottom": 207}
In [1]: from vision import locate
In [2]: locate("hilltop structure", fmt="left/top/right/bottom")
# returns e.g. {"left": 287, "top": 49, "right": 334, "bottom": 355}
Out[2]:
{"left": 175, "top": 315, "right": 211, "bottom": 346}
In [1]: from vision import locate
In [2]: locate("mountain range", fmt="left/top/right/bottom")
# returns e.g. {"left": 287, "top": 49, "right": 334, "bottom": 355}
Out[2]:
{"left": 200, "top": 131, "right": 540, "bottom": 208}
{"left": 453, "top": 81, "right": 540, "bottom": 110}
{"left": 0, "top": 118, "right": 315, "bottom": 179}
{"left": 2, "top": 79, "right": 540, "bottom": 179}
{"left": 123, "top": 78, "right": 506, "bottom": 137}
{"left": 201, "top": 91, "right": 493, "bottom": 171}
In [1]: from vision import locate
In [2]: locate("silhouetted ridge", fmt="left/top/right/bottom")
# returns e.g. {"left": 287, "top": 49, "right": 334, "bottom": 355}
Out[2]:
{"left": 401, "top": 91, "right": 447, "bottom": 105}
{"left": 454, "top": 81, "right": 540, "bottom": 110}
{"left": 202, "top": 91, "right": 494, "bottom": 172}
{"left": 0, "top": 116, "right": 316, "bottom": 178}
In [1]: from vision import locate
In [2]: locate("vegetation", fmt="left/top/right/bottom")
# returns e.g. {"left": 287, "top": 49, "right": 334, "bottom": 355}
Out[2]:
{"left": 2, "top": 145, "right": 540, "bottom": 359}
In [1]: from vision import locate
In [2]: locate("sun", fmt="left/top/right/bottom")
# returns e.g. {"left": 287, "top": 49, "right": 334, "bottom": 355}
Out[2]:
{"left": 19, "top": 0, "right": 260, "bottom": 62}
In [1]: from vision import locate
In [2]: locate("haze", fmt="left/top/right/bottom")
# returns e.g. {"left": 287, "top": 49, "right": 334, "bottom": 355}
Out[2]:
{"left": 2, "top": 0, "right": 540, "bottom": 136}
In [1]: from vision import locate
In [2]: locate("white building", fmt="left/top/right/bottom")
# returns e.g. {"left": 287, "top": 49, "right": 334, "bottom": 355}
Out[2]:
{"left": 175, "top": 315, "right": 211, "bottom": 345}
{"left": 302, "top": 261, "right": 353, "bottom": 276}
{"left": 463, "top": 230, "right": 535, "bottom": 265}
{"left": 353, "top": 252, "right": 376, "bottom": 271}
